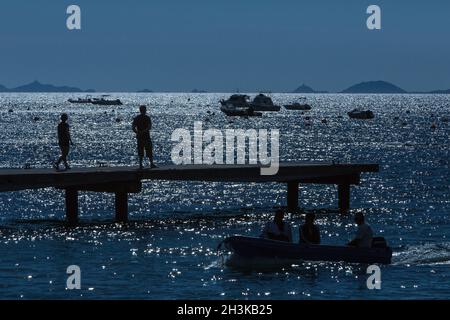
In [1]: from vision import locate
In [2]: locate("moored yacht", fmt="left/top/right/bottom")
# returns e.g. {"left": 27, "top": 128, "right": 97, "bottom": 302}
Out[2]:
{"left": 284, "top": 102, "right": 312, "bottom": 110}
{"left": 250, "top": 93, "right": 280, "bottom": 111}
{"left": 91, "top": 95, "right": 123, "bottom": 106}
{"left": 219, "top": 95, "right": 261, "bottom": 116}
{"left": 220, "top": 94, "right": 250, "bottom": 108}
{"left": 68, "top": 95, "right": 93, "bottom": 104}
{"left": 348, "top": 109, "right": 374, "bottom": 119}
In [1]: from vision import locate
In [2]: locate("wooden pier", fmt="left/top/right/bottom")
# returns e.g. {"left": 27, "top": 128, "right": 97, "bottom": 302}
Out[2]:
{"left": 0, "top": 162, "right": 379, "bottom": 224}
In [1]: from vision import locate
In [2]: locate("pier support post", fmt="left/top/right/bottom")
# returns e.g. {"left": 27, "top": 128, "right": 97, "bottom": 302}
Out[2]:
{"left": 65, "top": 188, "right": 79, "bottom": 225}
{"left": 287, "top": 181, "right": 299, "bottom": 211}
{"left": 115, "top": 192, "right": 128, "bottom": 222}
{"left": 338, "top": 184, "right": 350, "bottom": 213}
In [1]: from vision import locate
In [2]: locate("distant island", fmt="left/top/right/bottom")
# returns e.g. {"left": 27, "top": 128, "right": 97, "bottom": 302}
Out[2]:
{"left": 341, "top": 81, "right": 407, "bottom": 94}
{"left": 0, "top": 81, "right": 94, "bottom": 93}
{"left": 191, "top": 89, "right": 208, "bottom": 93}
{"left": 0, "top": 80, "right": 449, "bottom": 94}
{"left": 428, "top": 89, "right": 450, "bottom": 94}
{"left": 292, "top": 84, "right": 328, "bottom": 94}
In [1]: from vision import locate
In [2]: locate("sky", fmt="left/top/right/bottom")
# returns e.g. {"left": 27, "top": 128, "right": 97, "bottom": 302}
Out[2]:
{"left": 0, "top": 0, "right": 449, "bottom": 92}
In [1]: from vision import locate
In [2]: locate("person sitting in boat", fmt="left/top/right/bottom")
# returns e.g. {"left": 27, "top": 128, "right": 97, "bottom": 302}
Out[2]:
{"left": 347, "top": 212, "right": 373, "bottom": 248}
{"left": 260, "top": 209, "right": 293, "bottom": 242}
{"left": 299, "top": 212, "right": 321, "bottom": 245}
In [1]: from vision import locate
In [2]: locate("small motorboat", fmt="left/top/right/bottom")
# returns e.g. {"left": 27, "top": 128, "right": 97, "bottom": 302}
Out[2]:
{"left": 220, "top": 105, "right": 262, "bottom": 117}
{"left": 220, "top": 95, "right": 262, "bottom": 116}
{"left": 220, "top": 236, "right": 392, "bottom": 264}
{"left": 250, "top": 94, "right": 281, "bottom": 112}
{"left": 91, "top": 97, "right": 123, "bottom": 106}
{"left": 348, "top": 109, "right": 374, "bottom": 119}
{"left": 284, "top": 102, "right": 312, "bottom": 111}
{"left": 68, "top": 96, "right": 92, "bottom": 104}
{"left": 220, "top": 94, "right": 250, "bottom": 108}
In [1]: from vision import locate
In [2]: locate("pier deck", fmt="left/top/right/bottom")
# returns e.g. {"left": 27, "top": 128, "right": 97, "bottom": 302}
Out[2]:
{"left": 0, "top": 162, "right": 379, "bottom": 224}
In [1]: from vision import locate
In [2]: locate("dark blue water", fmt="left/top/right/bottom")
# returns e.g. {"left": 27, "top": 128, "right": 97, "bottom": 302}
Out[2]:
{"left": 0, "top": 93, "right": 449, "bottom": 299}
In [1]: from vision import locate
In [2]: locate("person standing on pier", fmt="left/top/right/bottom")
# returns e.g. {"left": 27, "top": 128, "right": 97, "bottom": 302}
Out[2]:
{"left": 132, "top": 105, "right": 156, "bottom": 169}
{"left": 53, "top": 113, "right": 74, "bottom": 171}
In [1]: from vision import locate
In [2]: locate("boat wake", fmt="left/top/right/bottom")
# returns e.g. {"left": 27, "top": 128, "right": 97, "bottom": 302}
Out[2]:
{"left": 392, "top": 242, "right": 450, "bottom": 265}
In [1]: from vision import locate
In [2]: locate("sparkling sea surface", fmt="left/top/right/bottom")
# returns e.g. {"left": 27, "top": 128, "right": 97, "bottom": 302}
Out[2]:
{"left": 0, "top": 93, "right": 449, "bottom": 299}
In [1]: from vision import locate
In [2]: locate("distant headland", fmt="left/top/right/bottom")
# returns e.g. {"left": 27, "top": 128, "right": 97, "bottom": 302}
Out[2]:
{"left": 1, "top": 80, "right": 449, "bottom": 94}
{"left": 292, "top": 84, "right": 328, "bottom": 94}
{"left": 340, "top": 81, "right": 406, "bottom": 94}
{"left": 0, "top": 81, "right": 94, "bottom": 93}
{"left": 293, "top": 81, "right": 449, "bottom": 94}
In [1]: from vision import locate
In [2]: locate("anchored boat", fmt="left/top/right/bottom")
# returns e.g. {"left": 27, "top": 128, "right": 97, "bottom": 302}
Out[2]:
{"left": 348, "top": 109, "right": 375, "bottom": 119}
{"left": 250, "top": 94, "right": 281, "bottom": 111}
{"left": 68, "top": 95, "right": 92, "bottom": 104}
{"left": 68, "top": 95, "right": 123, "bottom": 106}
{"left": 220, "top": 236, "right": 392, "bottom": 264}
{"left": 220, "top": 94, "right": 262, "bottom": 116}
{"left": 220, "top": 105, "right": 262, "bottom": 117}
{"left": 91, "top": 97, "right": 123, "bottom": 106}
{"left": 284, "top": 102, "right": 312, "bottom": 110}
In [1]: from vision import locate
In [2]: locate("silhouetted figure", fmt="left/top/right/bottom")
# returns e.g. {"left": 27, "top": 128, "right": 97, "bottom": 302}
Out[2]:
{"left": 132, "top": 105, "right": 156, "bottom": 169}
{"left": 299, "top": 212, "right": 321, "bottom": 245}
{"left": 347, "top": 212, "right": 373, "bottom": 248}
{"left": 260, "top": 209, "right": 292, "bottom": 242}
{"left": 53, "top": 113, "right": 73, "bottom": 171}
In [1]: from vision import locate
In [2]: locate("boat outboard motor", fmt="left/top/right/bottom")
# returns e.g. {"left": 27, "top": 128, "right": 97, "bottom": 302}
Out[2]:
{"left": 372, "top": 237, "right": 388, "bottom": 248}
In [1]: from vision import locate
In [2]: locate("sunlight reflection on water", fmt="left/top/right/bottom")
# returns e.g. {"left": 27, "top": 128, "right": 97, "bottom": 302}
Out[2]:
{"left": 0, "top": 93, "right": 449, "bottom": 299}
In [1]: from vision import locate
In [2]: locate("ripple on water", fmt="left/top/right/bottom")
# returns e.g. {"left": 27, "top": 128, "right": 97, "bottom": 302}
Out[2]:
{"left": 0, "top": 93, "right": 449, "bottom": 299}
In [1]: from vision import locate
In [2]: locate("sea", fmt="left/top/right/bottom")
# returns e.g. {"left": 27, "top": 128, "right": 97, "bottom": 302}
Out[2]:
{"left": 0, "top": 93, "right": 449, "bottom": 299}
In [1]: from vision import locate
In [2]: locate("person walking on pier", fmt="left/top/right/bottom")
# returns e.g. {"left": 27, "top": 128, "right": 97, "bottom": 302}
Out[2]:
{"left": 260, "top": 209, "right": 293, "bottom": 242}
{"left": 132, "top": 105, "right": 156, "bottom": 169}
{"left": 53, "top": 113, "right": 74, "bottom": 171}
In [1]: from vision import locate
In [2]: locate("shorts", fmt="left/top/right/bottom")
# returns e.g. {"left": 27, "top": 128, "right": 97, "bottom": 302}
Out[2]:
{"left": 137, "top": 138, "right": 153, "bottom": 158}
{"left": 59, "top": 144, "right": 70, "bottom": 157}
